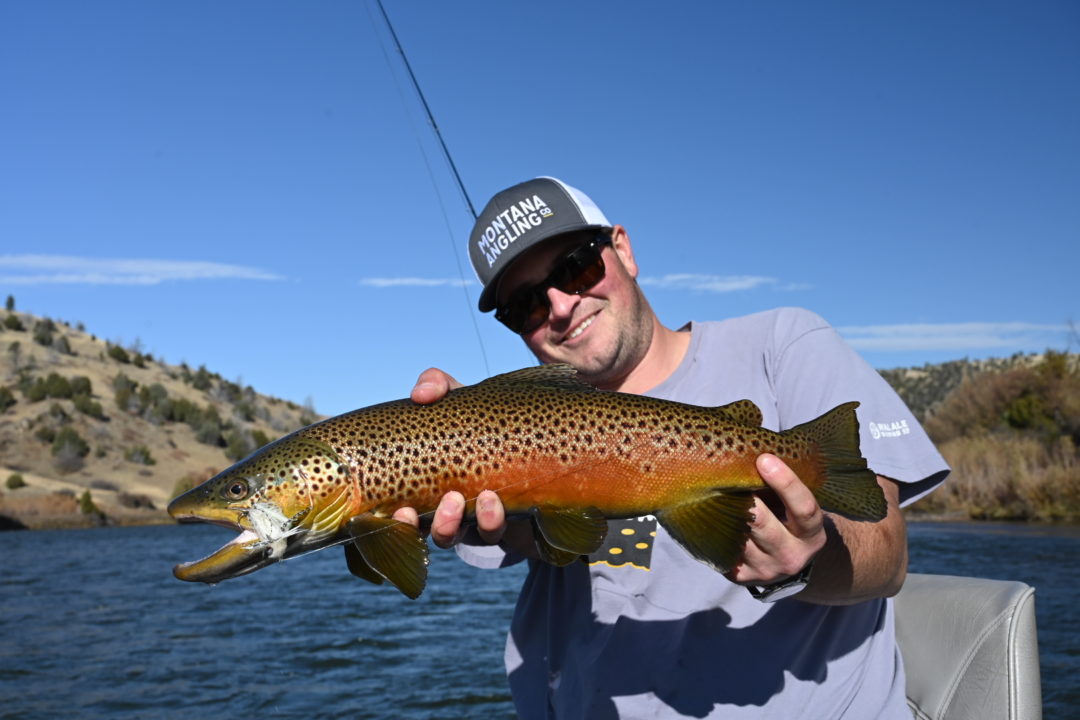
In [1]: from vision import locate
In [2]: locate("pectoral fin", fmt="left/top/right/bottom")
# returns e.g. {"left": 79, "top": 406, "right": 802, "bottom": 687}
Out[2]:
{"left": 656, "top": 493, "right": 755, "bottom": 573}
{"left": 346, "top": 513, "right": 430, "bottom": 599}
{"left": 529, "top": 505, "right": 608, "bottom": 566}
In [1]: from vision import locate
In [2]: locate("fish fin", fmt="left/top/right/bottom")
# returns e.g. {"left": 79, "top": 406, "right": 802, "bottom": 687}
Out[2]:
{"left": 477, "top": 364, "right": 596, "bottom": 392}
{"left": 711, "top": 399, "right": 764, "bottom": 427}
{"left": 656, "top": 493, "right": 756, "bottom": 573}
{"left": 530, "top": 504, "right": 608, "bottom": 559}
{"left": 785, "top": 402, "right": 887, "bottom": 521}
{"left": 343, "top": 542, "right": 385, "bottom": 587}
{"left": 346, "top": 513, "right": 430, "bottom": 599}
{"left": 533, "top": 541, "right": 585, "bottom": 567}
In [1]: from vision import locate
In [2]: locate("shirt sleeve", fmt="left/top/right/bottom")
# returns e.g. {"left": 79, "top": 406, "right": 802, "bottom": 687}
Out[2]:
{"left": 767, "top": 308, "right": 949, "bottom": 506}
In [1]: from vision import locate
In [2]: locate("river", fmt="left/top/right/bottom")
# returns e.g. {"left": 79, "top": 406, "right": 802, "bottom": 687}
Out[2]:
{"left": 0, "top": 521, "right": 1075, "bottom": 718}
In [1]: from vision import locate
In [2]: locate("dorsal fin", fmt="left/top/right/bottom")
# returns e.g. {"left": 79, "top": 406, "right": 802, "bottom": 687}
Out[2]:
{"left": 712, "top": 399, "right": 763, "bottom": 427}
{"left": 477, "top": 364, "right": 596, "bottom": 392}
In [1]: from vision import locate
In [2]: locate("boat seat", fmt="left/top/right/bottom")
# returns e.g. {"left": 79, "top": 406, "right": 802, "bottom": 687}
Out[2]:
{"left": 894, "top": 573, "right": 1042, "bottom": 720}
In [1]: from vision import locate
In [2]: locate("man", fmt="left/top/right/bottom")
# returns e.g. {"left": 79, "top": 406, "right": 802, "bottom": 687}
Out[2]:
{"left": 396, "top": 177, "right": 948, "bottom": 719}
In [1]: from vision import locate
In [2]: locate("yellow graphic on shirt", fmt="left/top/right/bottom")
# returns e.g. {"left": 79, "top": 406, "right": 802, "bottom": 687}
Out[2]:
{"left": 588, "top": 516, "right": 657, "bottom": 570}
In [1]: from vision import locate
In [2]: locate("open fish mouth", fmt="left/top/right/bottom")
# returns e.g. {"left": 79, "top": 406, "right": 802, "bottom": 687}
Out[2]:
{"left": 170, "top": 500, "right": 311, "bottom": 584}
{"left": 172, "top": 528, "right": 278, "bottom": 584}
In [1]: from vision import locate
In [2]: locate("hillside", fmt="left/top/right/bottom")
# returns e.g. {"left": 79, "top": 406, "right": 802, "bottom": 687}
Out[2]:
{"left": 881, "top": 350, "right": 1080, "bottom": 520}
{"left": 0, "top": 307, "right": 318, "bottom": 529}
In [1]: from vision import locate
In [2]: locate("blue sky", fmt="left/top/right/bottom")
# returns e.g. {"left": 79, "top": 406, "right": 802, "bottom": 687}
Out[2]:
{"left": 2, "top": 1, "right": 1077, "bottom": 416}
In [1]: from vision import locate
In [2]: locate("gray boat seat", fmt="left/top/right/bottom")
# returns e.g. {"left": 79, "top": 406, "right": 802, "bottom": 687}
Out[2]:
{"left": 894, "top": 573, "right": 1041, "bottom": 720}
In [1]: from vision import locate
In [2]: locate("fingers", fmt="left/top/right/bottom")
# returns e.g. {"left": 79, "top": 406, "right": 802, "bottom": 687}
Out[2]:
{"left": 474, "top": 489, "right": 507, "bottom": 544}
{"left": 429, "top": 491, "right": 467, "bottom": 548}
{"left": 411, "top": 367, "right": 463, "bottom": 405}
{"left": 756, "top": 454, "right": 822, "bottom": 542}
{"left": 726, "top": 455, "right": 826, "bottom": 585}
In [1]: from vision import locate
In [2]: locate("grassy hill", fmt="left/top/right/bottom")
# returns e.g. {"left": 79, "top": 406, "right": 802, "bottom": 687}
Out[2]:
{"left": 0, "top": 307, "right": 317, "bottom": 529}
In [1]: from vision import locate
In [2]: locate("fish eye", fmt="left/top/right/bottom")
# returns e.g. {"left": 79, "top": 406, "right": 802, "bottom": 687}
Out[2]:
{"left": 222, "top": 479, "right": 250, "bottom": 501}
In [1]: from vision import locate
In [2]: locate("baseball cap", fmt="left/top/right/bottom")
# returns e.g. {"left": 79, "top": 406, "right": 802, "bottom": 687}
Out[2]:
{"left": 469, "top": 177, "right": 611, "bottom": 312}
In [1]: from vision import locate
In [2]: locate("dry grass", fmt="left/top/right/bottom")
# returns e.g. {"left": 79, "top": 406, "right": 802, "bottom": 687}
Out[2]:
{"left": 908, "top": 352, "right": 1080, "bottom": 520}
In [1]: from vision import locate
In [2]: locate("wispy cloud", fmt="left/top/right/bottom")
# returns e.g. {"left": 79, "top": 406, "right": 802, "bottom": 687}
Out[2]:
{"left": 0, "top": 254, "right": 281, "bottom": 285}
{"left": 837, "top": 322, "right": 1069, "bottom": 352}
{"left": 638, "top": 274, "right": 780, "bottom": 293}
{"left": 359, "top": 277, "right": 475, "bottom": 288}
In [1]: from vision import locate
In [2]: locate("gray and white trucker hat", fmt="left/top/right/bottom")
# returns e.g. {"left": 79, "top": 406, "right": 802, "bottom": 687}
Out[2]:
{"left": 469, "top": 177, "right": 611, "bottom": 312}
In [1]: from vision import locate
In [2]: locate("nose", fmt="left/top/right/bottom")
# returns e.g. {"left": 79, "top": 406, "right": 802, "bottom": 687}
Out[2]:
{"left": 545, "top": 286, "right": 580, "bottom": 325}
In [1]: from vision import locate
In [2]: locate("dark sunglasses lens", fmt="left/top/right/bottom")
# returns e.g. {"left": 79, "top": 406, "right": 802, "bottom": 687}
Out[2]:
{"left": 497, "top": 236, "right": 610, "bottom": 334}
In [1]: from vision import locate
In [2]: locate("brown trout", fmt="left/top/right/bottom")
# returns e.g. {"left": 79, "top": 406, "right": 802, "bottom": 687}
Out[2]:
{"left": 168, "top": 364, "right": 885, "bottom": 598}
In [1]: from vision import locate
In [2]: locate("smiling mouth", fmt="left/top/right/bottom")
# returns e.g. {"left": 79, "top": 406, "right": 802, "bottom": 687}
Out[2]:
{"left": 564, "top": 314, "right": 597, "bottom": 342}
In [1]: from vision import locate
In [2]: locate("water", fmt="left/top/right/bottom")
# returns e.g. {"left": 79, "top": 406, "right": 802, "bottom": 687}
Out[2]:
{"left": 0, "top": 522, "right": 1076, "bottom": 719}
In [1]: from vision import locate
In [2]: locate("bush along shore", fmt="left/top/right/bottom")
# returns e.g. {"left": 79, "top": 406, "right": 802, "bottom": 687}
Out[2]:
{"left": 884, "top": 350, "right": 1080, "bottom": 521}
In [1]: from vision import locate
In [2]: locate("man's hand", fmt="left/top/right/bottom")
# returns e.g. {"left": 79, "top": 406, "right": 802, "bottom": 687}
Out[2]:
{"left": 727, "top": 454, "right": 907, "bottom": 605}
{"left": 725, "top": 454, "right": 827, "bottom": 586}
{"left": 393, "top": 369, "right": 511, "bottom": 548}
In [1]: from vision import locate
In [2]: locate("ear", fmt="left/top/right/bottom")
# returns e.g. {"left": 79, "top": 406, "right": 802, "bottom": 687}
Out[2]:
{"left": 609, "top": 225, "right": 639, "bottom": 279}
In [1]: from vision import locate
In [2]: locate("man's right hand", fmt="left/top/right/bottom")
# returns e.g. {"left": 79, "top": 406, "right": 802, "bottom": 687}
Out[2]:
{"left": 396, "top": 368, "right": 510, "bottom": 548}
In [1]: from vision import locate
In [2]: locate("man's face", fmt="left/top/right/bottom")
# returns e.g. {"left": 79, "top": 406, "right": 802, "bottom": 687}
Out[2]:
{"left": 494, "top": 225, "right": 654, "bottom": 389}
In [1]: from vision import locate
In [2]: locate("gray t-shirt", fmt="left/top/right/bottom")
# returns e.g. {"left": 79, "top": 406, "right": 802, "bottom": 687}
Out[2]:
{"left": 459, "top": 308, "right": 949, "bottom": 719}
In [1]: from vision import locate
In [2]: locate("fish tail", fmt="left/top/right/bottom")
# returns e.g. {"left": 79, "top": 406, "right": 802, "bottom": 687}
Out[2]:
{"left": 784, "top": 401, "right": 887, "bottom": 521}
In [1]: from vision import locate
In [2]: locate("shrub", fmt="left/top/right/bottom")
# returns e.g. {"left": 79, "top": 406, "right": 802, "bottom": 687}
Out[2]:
{"left": 78, "top": 490, "right": 101, "bottom": 515}
{"left": 52, "top": 334, "right": 74, "bottom": 355}
{"left": 3, "top": 314, "right": 24, "bottom": 331}
{"left": 6, "top": 473, "right": 25, "bottom": 490}
{"left": 224, "top": 429, "right": 254, "bottom": 461}
{"left": 52, "top": 427, "right": 90, "bottom": 473}
{"left": 0, "top": 386, "right": 15, "bottom": 412}
{"left": 24, "top": 373, "right": 76, "bottom": 402}
{"left": 107, "top": 344, "right": 131, "bottom": 364}
{"left": 251, "top": 429, "right": 271, "bottom": 449}
{"left": 32, "top": 319, "right": 56, "bottom": 347}
{"left": 73, "top": 393, "right": 106, "bottom": 420}
{"left": 124, "top": 445, "right": 156, "bottom": 465}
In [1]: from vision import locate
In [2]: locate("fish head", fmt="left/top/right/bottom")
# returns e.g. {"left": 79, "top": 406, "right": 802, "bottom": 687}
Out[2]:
{"left": 168, "top": 435, "right": 351, "bottom": 583}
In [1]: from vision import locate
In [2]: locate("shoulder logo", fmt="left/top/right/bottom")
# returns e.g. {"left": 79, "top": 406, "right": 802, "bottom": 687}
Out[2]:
{"left": 868, "top": 419, "right": 910, "bottom": 440}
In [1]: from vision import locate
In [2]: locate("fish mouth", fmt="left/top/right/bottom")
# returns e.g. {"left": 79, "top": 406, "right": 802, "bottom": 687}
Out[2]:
{"left": 172, "top": 528, "right": 277, "bottom": 584}
{"left": 168, "top": 492, "right": 273, "bottom": 584}
{"left": 168, "top": 493, "right": 310, "bottom": 584}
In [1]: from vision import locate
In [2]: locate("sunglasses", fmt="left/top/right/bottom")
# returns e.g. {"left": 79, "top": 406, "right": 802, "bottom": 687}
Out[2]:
{"left": 495, "top": 233, "right": 613, "bottom": 334}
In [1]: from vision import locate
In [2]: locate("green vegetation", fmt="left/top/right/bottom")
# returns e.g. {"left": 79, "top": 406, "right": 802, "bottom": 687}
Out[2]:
{"left": 0, "top": 386, "right": 15, "bottom": 413}
{"left": 124, "top": 445, "right": 156, "bottom": 465}
{"left": 3, "top": 314, "right": 24, "bottom": 331}
{"left": 78, "top": 490, "right": 103, "bottom": 517}
{"left": 107, "top": 344, "right": 131, "bottom": 364}
{"left": 5, "top": 295, "right": 14, "bottom": 311}
{"left": 6, "top": 473, "right": 26, "bottom": 490}
{"left": 51, "top": 426, "right": 90, "bottom": 473}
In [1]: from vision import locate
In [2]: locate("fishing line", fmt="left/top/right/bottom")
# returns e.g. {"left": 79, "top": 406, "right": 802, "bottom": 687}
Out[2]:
{"left": 364, "top": 0, "right": 491, "bottom": 376}
{"left": 277, "top": 452, "right": 623, "bottom": 561}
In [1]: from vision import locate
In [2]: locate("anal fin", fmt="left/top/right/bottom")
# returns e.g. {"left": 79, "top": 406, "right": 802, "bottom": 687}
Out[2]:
{"left": 656, "top": 493, "right": 755, "bottom": 574}
{"left": 529, "top": 505, "right": 608, "bottom": 565}
{"left": 346, "top": 513, "right": 430, "bottom": 599}
{"left": 343, "top": 542, "right": 385, "bottom": 587}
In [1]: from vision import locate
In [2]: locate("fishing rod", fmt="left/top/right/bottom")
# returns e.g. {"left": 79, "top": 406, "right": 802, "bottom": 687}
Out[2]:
{"left": 374, "top": 0, "right": 478, "bottom": 221}
{"left": 369, "top": 0, "right": 490, "bottom": 374}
